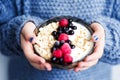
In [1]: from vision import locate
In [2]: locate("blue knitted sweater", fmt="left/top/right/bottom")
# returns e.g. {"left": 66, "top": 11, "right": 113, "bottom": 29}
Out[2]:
{"left": 0, "top": 0, "right": 120, "bottom": 80}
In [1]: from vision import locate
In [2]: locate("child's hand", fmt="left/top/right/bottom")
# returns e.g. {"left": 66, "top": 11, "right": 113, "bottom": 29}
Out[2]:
{"left": 74, "top": 23, "right": 105, "bottom": 72}
{"left": 20, "top": 22, "right": 52, "bottom": 71}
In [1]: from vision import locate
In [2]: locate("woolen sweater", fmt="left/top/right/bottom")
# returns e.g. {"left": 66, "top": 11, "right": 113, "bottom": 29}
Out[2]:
{"left": 0, "top": 0, "right": 120, "bottom": 80}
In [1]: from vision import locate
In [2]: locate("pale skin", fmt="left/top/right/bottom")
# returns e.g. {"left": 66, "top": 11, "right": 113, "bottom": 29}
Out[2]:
{"left": 20, "top": 22, "right": 105, "bottom": 72}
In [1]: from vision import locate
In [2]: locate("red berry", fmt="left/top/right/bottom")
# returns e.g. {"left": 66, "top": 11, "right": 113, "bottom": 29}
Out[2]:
{"left": 61, "top": 43, "right": 71, "bottom": 55}
{"left": 53, "top": 49, "right": 63, "bottom": 58}
{"left": 63, "top": 54, "right": 73, "bottom": 63}
{"left": 58, "top": 33, "right": 69, "bottom": 41}
{"left": 59, "top": 18, "right": 69, "bottom": 27}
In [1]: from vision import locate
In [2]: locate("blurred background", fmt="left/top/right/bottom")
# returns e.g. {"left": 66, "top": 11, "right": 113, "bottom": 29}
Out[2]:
{"left": 0, "top": 52, "right": 120, "bottom": 80}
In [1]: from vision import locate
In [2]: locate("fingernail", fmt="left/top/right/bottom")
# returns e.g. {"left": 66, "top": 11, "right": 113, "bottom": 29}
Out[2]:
{"left": 29, "top": 37, "right": 34, "bottom": 43}
{"left": 45, "top": 67, "right": 51, "bottom": 71}
{"left": 47, "top": 67, "right": 52, "bottom": 71}
{"left": 94, "top": 35, "right": 99, "bottom": 41}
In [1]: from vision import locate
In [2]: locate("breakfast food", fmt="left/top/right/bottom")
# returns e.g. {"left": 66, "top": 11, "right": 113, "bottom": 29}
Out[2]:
{"left": 34, "top": 16, "right": 94, "bottom": 69}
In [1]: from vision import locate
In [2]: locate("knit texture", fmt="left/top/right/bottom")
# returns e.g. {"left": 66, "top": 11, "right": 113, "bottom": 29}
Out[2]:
{"left": 0, "top": 0, "right": 120, "bottom": 79}
{"left": 9, "top": 56, "right": 111, "bottom": 80}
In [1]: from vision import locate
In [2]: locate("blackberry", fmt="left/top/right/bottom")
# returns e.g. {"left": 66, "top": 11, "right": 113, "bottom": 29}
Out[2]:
{"left": 58, "top": 58, "right": 64, "bottom": 65}
{"left": 66, "top": 40, "right": 72, "bottom": 44}
{"left": 70, "top": 44, "right": 75, "bottom": 49}
{"left": 51, "top": 47, "right": 57, "bottom": 52}
{"left": 51, "top": 57, "right": 60, "bottom": 64}
{"left": 57, "top": 27, "right": 62, "bottom": 31}
{"left": 52, "top": 31, "right": 57, "bottom": 36}
{"left": 60, "top": 40, "right": 65, "bottom": 46}
{"left": 54, "top": 41, "right": 60, "bottom": 47}
{"left": 68, "top": 30, "right": 74, "bottom": 35}
{"left": 68, "top": 19, "right": 73, "bottom": 23}
{"left": 71, "top": 26, "right": 77, "bottom": 30}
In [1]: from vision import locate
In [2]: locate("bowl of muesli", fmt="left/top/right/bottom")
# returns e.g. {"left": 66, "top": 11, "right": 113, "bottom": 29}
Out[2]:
{"left": 33, "top": 16, "right": 94, "bottom": 69}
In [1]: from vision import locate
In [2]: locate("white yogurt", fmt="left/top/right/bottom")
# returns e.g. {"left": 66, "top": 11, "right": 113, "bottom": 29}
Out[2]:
{"left": 69, "top": 22, "right": 94, "bottom": 62}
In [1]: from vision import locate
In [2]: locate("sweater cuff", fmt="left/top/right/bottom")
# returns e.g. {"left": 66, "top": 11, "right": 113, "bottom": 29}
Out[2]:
{"left": 15, "top": 15, "right": 43, "bottom": 47}
{"left": 87, "top": 16, "right": 120, "bottom": 64}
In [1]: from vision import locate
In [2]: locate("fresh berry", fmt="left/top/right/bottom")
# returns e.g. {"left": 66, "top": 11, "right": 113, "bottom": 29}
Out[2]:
{"left": 59, "top": 18, "right": 69, "bottom": 27}
{"left": 60, "top": 40, "right": 65, "bottom": 46}
{"left": 68, "top": 19, "right": 73, "bottom": 23}
{"left": 51, "top": 47, "right": 58, "bottom": 52}
{"left": 63, "top": 54, "right": 73, "bottom": 63}
{"left": 54, "top": 35, "right": 59, "bottom": 40}
{"left": 57, "top": 27, "right": 62, "bottom": 31}
{"left": 58, "top": 33, "right": 69, "bottom": 41}
{"left": 63, "top": 27, "right": 69, "bottom": 31}
{"left": 65, "top": 30, "right": 69, "bottom": 34}
{"left": 68, "top": 30, "right": 74, "bottom": 35}
{"left": 62, "top": 27, "right": 69, "bottom": 34}
{"left": 53, "top": 49, "right": 63, "bottom": 58}
{"left": 70, "top": 26, "right": 77, "bottom": 30}
{"left": 66, "top": 40, "right": 72, "bottom": 44}
{"left": 51, "top": 57, "right": 57, "bottom": 62}
{"left": 68, "top": 23, "right": 73, "bottom": 27}
{"left": 61, "top": 43, "right": 71, "bottom": 55}
{"left": 57, "top": 30, "right": 62, "bottom": 35}
{"left": 54, "top": 41, "right": 60, "bottom": 47}
{"left": 52, "top": 31, "right": 57, "bottom": 36}
{"left": 70, "top": 44, "right": 75, "bottom": 49}
{"left": 51, "top": 57, "right": 59, "bottom": 63}
{"left": 58, "top": 58, "right": 64, "bottom": 64}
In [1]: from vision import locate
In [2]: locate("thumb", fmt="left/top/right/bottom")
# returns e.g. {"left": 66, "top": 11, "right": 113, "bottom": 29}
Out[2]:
{"left": 92, "top": 33, "right": 99, "bottom": 42}
{"left": 22, "top": 22, "right": 37, "bottom": 44}
{"left": 90, "top": 23, "right": 104, "bottom": 42}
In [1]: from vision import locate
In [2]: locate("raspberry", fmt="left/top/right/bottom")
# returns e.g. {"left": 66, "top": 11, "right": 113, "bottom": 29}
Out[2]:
{"left": 53, "top": 49, "right": 63, "bottom": 58}
{"left": 59, "top": 18, "right": 69, "bottom": 27}
{"left": 58, "top": 33, "right": 69, "bottom": 41}
{"left": 61, "top": 43, "right": 71, "bottom": 55}
{"left": 63, "top": 54, "right": 73, "bottom": 63}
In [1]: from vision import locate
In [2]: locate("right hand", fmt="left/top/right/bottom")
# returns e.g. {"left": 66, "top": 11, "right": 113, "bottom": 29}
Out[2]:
{"left": 20, "top": 22, "right": 52, "bottom": 71}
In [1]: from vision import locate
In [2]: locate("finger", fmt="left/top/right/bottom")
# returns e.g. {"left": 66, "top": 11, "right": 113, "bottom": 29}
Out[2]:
{"left": 74, "top": 61, "right": 85, "bottom": 72}
{"left": 31, "top": 62, "right": 51, "bottom": 71}
{"left": 85, "top": 50, "right": 103, "bottom": 61}
{"left": 74, "top": 60, "right": 98, "bottom": 72}
{"left": 90, "top": 23, "right": 105, "bottom": 42}
{"left": 74, "top": 66, "right": 89, "bottom": 72}
{"left": 74, "top": 66, "right": 90, "bottom": 72}
{"left": 77, "top": 67, "right": 89, "bottom": 71}
{"left": 78, "top": 59, "right": 98, "bottom": 68}
{"left": 22, "top": 22, "right": 37, "bottom": 44}
{"left": 28, "top": 53, "right": 46, "bottom": 64}
{"left": 24, "top": 47, "right": 45, "bottom": 64}
{"left": 43, "top": 62, "right": 52, "bottom": 71}
{"left": 68, "top": 68, "right": 73, "bottom": 71}
{"left": 30, "top": 62, "right": 45, "bottom": 70}
{"left": 21, "top": 35, "right": 45, "bottom": 64}
{"left": 32, "top": 60, "right": 52, "bottom": 71}
{"left": 31, "top": 62, "right": 52, "bottom": 71}
{"left": 90, "top": 23, "right": 104, "bottom": 33}
{"left": 85, "top": 40, "right": 104, "bottom": 61}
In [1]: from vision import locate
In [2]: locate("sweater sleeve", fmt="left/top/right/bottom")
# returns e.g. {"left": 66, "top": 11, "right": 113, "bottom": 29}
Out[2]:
{"left": 0, "top": 15, "right": 43, "bottom": 57}
{"left": 88, "top": 0, "right": 120, "bottom": 65}
{"left": 0, "top": 0, "right": 43, "bottom": 56}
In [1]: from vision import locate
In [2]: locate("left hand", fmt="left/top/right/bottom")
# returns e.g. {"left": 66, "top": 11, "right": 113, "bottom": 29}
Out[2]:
{"left": 21, "top": 22, "right": 52, "bottom": 71}
{"left": 74, "top": 22, "right": 105, "bottom": 72}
